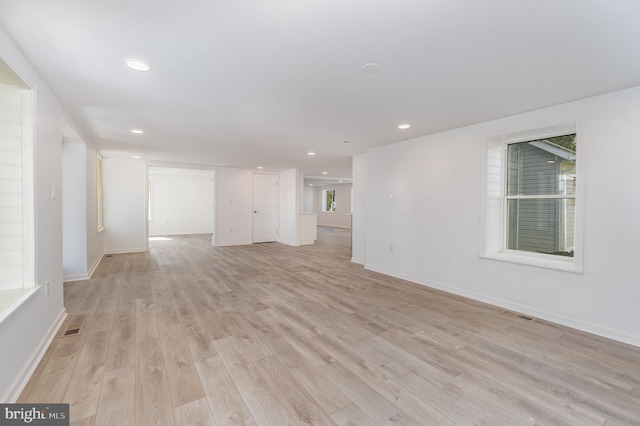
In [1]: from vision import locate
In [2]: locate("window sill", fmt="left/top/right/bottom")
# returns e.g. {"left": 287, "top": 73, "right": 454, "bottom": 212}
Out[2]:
{"left": 480, "top": 251, "right": 582, "bottom": 273}
{"left": 0, "top": 286, "right": 41, "bottom": 326}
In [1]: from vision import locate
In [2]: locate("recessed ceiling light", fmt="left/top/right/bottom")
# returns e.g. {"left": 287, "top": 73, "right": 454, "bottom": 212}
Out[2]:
{"left": 125, "top": 59, "right": 150, "bottom": 72}
{"left": 131, "top": 129, "right": 144, "bottom": 134}
{"left": 309, "top": 183, "right": 313, "bottom": 186}
{"left": 307, "top": 152, "right": 316, "bottom": 156}
{"left": 398, "top": 124, "right": 411, "bottom": 130}
{"left": 362, "top": 63, "right": 381, "bottom": 74}
{"left": 322, "top": 171, "right": 328, "bottom": 175}
{"left": 132, "top": 155, "right": 141, "bottom": 159}
{"left": 203, "top": 173, "right": 208, "bottom": 176}
{"left": 257, "top": 166, "right": 264, "bottom": 169}
{"left": 339, "top": 180, "right": 343, "bottom": 183}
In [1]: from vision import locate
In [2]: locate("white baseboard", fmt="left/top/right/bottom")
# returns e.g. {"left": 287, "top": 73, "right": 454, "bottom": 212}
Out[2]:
{"left": 63, "top": 273, "right": 89, "bottom": 282}
{"left": 63, "top": 252, "right": 104, "bottom": 282}
{"left": 364, "top": 264, "right": 640, "bottom": 349}
{"left": 104, "top": 248, "right": 147, "bottom": 254}
{"left": 2, "top": 307, "right": 67, "bottom": 402}
{"left": 87, "top": 252, "right": 104, "bottom": 278}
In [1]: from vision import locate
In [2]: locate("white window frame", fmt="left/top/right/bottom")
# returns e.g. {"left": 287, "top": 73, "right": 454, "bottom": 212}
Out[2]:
{"left": 480, "top": 122, "right": 583, "bottom": 273}
{"left": 0, "top": 59, "right": 36, "bottom": 324}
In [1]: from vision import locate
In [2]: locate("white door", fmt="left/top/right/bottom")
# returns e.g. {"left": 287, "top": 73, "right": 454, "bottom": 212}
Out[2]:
{"left": 252, "top": 173, "right": 279, "bottom": 243}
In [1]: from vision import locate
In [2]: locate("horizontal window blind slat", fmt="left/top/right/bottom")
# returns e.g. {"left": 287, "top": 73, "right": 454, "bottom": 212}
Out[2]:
{"left": 0, "top": 208, "right": 22, "bottom": 222}
{"left": 0, "top": 135, "right": 21, "bottom": 150}
{"left": 0, "top": 194, "right": 21, "bottom": 208}
{"left": 0, "top": 223, "right": 22, "bottom": 236}
{"left": 0, "top": 252, "right": 21, "bottom": 265}
{"left": 0, "top": 166, "right": 21, "bottom": 179}
{"left": 0, "top": 236, "right": 22, "bottom": 250}
{"left": 0, "top": 151, "right": 21, "bottom": 165}
{"left": 0, "top": 180, "right": 22, "bottom": 193}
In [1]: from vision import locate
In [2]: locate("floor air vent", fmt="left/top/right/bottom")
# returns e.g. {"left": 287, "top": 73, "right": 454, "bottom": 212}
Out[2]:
{"left": 63, "top": 323, "right": 84, "bottom": 337}
{"left": 502, "top": 310, "right": 535, "bottom": 321}
{"left": 516, "top": 314, "right": 534, "bottom": 321}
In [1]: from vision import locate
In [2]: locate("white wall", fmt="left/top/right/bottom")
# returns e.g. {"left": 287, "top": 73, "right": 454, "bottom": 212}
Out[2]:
{"left": 356, "top": 85, "right": 640, "bottom": 347}
{"left": 62, "top": 142, "right": 87, "bottom": 280}
{"left": 61, "top": 126, "right": 103, "bottom": 281}
{"left": 149, "top": 168, "right": 213, "bottom": 236}
{"left": 213, "top": 167, "right": 253, "bottom": 246}
{"left": 303, "top": 183, "right": 315, "bottom": 212}
{"left": 313, "top": 183, "right": 352, "bottom": 229}
{"left": 0, "top": 26, "right": 67, "bottom": 401}
{"left": 278, "top": 169, "right": 299, "bottom": 246}
{"left": 102, "top": 158, "right": 147, "bottom": 253}
{"left": 351, "top": 154, "right": 367, "bottom": 264}
{"left": 85, "top": 143, "right": 103, "bottom": 276}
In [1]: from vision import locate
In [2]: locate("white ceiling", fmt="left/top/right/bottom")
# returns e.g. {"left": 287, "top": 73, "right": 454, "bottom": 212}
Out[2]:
{"left": 1, "top": 1, "right": 639, "bottom": 183}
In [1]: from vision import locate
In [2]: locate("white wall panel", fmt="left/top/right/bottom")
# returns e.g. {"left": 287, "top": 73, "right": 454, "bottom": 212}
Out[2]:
{"left": 358, "top": 85, "right": 640, "bottom": 347}
{"left": 0, "top": 26, "right": 67, "bottom": 400}
{"left": 102, "top": 158, "right": 147, "bottom": 253}
{"left": 148, "top": 169, "right": 213, "bottom": 236}
{"left": 213, "top": 167, "right": 252, "bottom": 246}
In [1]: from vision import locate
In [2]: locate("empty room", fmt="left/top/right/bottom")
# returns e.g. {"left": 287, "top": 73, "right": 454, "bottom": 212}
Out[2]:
{"left": 1, "top": 1, "right": 639, "bottom": 425}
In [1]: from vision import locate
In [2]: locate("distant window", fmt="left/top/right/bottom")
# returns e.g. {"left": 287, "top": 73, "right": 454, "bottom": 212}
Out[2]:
{"left": 322, "top": 189, "right": 336, "bottom": 212}
{"left": 506, "top": 134, "right": 576, "bottom": 257}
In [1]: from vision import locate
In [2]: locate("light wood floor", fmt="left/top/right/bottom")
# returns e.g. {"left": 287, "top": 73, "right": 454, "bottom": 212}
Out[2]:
{"left": 20, "top": 227, "right": 640, "bottom": 425}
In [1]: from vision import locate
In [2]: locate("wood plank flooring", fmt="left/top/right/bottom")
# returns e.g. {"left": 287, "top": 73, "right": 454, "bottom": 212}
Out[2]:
{"left": 19, "top": 227, "right": 640, "bottom": 425}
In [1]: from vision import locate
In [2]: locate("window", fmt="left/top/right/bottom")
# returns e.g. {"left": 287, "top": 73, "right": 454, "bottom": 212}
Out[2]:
{"left": 322, "top": 189, "right": 336, "bottom": 212}
{"left": 0, "top": 58, "right": 35, "bottom": 315}
{"left": 506, "top": 134, "right": 576, "bottom": 257}
{"left": 481, "top": 123, "right": 582, "bottom": 272}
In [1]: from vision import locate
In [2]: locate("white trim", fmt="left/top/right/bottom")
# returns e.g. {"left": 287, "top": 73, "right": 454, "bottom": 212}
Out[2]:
{"left": 63, "top": 252, "right": 103, "bottom": 282}
{"left": 62, "top": 273, "right": 90, "bottom": 282}
{"left": 480, "top": 252, "right": 581, "bottom": 273}
{"left": 0, "top": 286, "right": 40, "bottom": 326}
{"left": 214, "top": 240, "right": 253, "bottom": 247}
{"left": 505, "top": 194, "right": 575, "bottom": 200}
{"left": 103, "top": 248, "right": 147, "bottom": 255}
{"left": 88, "top": 252, "right": 104, "bottom": 278}
{"left": 480, "top": 120, "right": 583, "bottom": 272}
{"left": 364, "top": 264, "right": 639, "bottom": 348}
{"left": 1, "top": 307, "right": 67, "bottom": 402}
{"left": 278, "top": 239, "right": 299, "bottom": 247}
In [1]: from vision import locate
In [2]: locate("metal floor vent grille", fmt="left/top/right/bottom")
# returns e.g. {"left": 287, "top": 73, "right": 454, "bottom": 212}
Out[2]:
{"left": 63, "top": 323, "right": 84, "bottom": 337}
{"left": 502, "top": 310, "right": 535, "bottom": 321}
